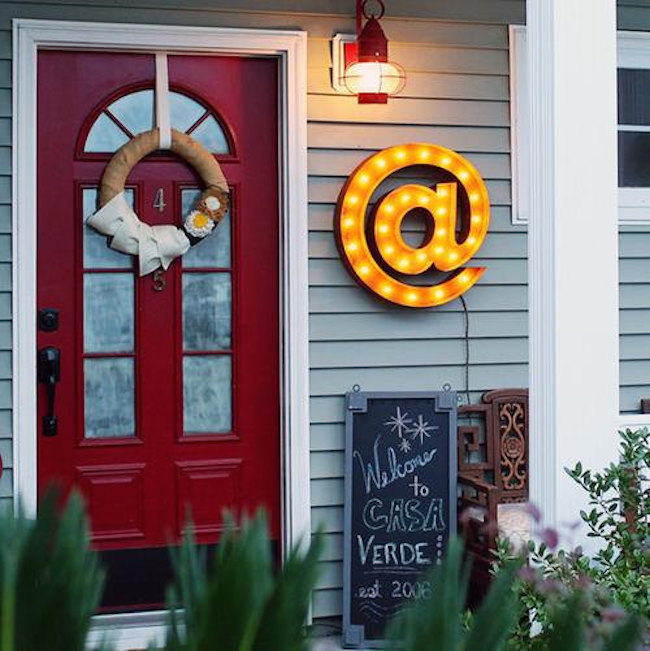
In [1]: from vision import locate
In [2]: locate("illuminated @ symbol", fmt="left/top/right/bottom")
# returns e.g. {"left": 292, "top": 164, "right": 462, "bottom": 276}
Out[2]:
{"left": 334, "top": 143, "right": 490, "bottom": 308}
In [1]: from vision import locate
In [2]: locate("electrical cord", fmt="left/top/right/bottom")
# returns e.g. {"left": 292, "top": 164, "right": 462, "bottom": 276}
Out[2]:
{"left": 459, "top": 294, "right": 471, "bottom": 406}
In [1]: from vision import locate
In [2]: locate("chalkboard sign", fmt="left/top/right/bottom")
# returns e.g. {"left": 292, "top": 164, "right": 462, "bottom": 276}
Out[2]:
{"left": 342, "top": 390, "right": 457, "bottom": 648}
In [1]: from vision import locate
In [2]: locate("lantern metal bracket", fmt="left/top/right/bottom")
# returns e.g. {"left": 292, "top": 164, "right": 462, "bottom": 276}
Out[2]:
{"left": 331, "top": 33, "right": 357, "bottom": 95}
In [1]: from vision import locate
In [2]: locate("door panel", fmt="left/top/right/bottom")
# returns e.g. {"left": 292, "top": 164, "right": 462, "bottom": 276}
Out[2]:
{"left": 36, "top": 51, "right": 280, "bottom": 606}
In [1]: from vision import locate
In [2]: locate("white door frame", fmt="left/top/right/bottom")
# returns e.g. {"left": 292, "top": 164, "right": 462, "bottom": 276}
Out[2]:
{"left": 12, "top": 16, "right": 309, "bottom": 566}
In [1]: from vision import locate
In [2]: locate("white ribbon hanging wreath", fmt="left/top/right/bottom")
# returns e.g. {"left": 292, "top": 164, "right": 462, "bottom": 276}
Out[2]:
{"left": 86, "top": 127, "right": 229, "bottom": 276}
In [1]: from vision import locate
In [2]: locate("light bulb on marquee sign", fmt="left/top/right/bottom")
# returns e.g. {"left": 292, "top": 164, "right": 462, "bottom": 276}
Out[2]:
{"left": 334, "top": 143, "right": 490, "bottom": 308}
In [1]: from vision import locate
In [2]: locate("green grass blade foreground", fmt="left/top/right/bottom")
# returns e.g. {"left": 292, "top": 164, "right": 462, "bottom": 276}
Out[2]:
{"left": 0, "top": 491, "right": 105, "bottom": 651}
{"left": 165, "top": 511, "right": 322, "bottom": 651}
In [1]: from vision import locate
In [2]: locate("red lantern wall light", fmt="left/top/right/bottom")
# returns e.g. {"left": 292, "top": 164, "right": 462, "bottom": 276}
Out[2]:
{"left": 333, "top": 0, "right": 406, "bottom": 104}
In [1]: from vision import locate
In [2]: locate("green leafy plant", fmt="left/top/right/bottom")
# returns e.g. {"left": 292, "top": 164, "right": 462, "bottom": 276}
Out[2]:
{"left": 566, "top": 427, "right": 650, "bottom": 617}
{"left": 494, "top": 538, "right": 642, "bottom": 650}
{"left": 0, "top": 491, "right": 106, "bottom": 651}
{"left": 164, "top": 512, "right": 322, "bottom": 651}
{"left": 390, "top": 537, "right": 641, "bottom": 651}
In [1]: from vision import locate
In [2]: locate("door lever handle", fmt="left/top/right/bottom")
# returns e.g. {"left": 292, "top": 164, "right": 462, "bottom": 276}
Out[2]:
{"left": 38, "top": 347, "right": 60, "bottom": 437}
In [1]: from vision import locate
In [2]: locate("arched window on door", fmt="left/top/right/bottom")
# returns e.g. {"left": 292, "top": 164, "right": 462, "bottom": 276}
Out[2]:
{"left": 83, "top": 88, "right": 232, "bottom": 154}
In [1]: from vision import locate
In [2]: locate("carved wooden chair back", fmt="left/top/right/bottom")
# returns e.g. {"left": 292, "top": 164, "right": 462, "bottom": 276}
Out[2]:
{"left": 456, "top": 389, "right": 529, "bottom": 602}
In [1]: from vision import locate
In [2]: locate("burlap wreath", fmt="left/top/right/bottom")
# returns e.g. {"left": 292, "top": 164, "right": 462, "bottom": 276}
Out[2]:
{"left": 86, "top": 128, "right": 229, "bottom": 276}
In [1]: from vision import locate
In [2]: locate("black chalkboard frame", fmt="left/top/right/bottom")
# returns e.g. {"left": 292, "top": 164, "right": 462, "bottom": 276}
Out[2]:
{"left": 342, "top": 390, "right": 458, "bottom": 648}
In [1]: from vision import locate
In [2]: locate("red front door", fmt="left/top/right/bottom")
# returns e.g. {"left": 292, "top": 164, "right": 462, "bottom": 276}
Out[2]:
{"left": 36, "top": 51, "right": 280, "bottom": 608}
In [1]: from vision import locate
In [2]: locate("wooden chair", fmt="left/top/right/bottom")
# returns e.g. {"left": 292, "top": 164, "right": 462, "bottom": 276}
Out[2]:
{"left": 457, "top": 389, "right": 529, "bottom": 602}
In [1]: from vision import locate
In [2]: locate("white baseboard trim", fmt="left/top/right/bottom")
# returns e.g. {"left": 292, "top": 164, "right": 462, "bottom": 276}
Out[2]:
{"left": 87, "top": 611, "right": 167, "bottom": 650}
{"left": 619, "top": 414, "right": 650, "bottom": 431}
{"left": 87, "top": 617, "right": 344, "bottom": 651}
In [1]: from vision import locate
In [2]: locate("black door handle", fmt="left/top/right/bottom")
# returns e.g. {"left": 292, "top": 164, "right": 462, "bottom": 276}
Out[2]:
{"left": 38, "top": 347, "right": 60, "bottom": 437}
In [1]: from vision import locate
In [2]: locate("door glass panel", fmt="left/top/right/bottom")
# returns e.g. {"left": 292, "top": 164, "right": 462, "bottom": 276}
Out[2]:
{"left": 183, "top": 273, "right": 231, "bottom": 351}
{"left": 181, "top": 188, "right": 231, "bottom": 268}
{"left": 183, "top": 356, "right": 232, "bottom": 434}
{"left": 83, "top": 188, "right": 134, "bottom": 269}
{"left": 170, "top": 92, "right": 206, "bottom": 132}
{"left": 84, "top": 357, "right": 135, "bottom": 438}
{"left": 84, "top": 273, "right": 134, "bottom": 353}
{"left": 190, "top": 115, "right": 230, "bottom": 154}
{"left": 108, "top": 89, "right": 154, "bottom": 135}
{"left": 85, "top": 113, "right": 130, "bottom": 152}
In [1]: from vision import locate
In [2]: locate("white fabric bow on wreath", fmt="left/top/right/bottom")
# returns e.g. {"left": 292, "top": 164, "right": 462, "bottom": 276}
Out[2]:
{"left": 87, "top": 192, "right": 191, "bottom": 276}
{"left": 86, "top": 127, "right": 229, "bottom": 276}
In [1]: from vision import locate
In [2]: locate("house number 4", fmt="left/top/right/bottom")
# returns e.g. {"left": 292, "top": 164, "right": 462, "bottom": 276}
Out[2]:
{"left": 153, "top": 188, "right": 166, "bottom": 213}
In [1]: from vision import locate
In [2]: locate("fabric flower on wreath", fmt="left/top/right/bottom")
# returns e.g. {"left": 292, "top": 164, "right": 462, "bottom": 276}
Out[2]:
{"left": 184, "top": 210, "right": 215, "bottom": 239}
{"left": 196, "top": 190, "right": 227, "bottom": 223}
{"left": 204, "top": 195, "right": 221, "bottom": 213}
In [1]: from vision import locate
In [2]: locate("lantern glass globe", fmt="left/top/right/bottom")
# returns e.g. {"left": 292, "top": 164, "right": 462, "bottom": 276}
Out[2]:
{"left": 343, "top": 61, "right": 406, "bottom": 96}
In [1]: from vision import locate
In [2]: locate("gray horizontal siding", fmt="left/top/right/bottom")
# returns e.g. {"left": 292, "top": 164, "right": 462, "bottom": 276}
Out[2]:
{"left": 310, "top": 285, "right": 527, "bottom": 314}
{"left": 310, "top": 258, "right": 526, "bottom": 287}
{"left": 309, "top": 365, "right": 529, "bottom": 398}
{"left": 309, "top": 150, "right": 511, "bottom": 178}
{"left": 308, "top": 123, "right": 511, "bottom": 151}
{"left": 309, "top": 70, "right": 510, "bottom": 100}
{"left": 308, "top": 95, "right": 510, "bottom": 127}
{"left": 310, "top": 40, "right": 510, "bottom": 76}
{"left": 309, "top": 177, "right": 512, "bottom": 204}
{"left": 311, "top": 338, "right": 528, "bottom": 367}
{"left": 304, "top": 15, "right": 524, "bottom": 620}
{"left": 0, "top": 85, "right": 8, "bottom": 503}
{"left": 620, "top": 222, "right": 650, "bottom": 413}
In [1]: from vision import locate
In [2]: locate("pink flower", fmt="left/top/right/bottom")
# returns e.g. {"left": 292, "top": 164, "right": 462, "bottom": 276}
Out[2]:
{"left": 539, "top": 527, "right": 559, "bottom": 550}
{"left": 601, "top": 606, "right": 626, "bottom": 623}
{"left": 517, "top": 566, "right": 538, "bottom": 584}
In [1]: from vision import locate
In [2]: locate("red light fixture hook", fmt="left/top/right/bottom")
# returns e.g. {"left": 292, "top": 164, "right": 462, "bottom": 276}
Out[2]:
{"left": 358, "top": 0, "right": 385, "bottom": 30}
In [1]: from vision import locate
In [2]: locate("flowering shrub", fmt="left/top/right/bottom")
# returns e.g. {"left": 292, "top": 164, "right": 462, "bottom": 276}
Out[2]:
{"left": 390, "top": 538, "right": 641, "bottom": 651}
{"left": 493, "top": 428, "right": 650, "bottom": 647}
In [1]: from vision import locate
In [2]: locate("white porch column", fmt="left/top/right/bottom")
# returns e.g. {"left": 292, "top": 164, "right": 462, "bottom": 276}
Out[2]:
{"left": 527, "top": 0, "right": 620, "bottom": 536}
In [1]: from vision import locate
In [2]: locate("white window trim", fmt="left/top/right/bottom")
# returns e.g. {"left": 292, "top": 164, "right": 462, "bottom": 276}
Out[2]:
{"left": 510, "top": 25, "right": 650, "bottom": 226}
{"left": 13, "top": 19, "right": 309, "bottom": 648}
{"left": 509, "top": 25, "right": 529, "bottom": 226}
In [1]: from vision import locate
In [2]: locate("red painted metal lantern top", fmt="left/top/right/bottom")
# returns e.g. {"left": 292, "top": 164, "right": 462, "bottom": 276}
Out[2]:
{"left": 357, "top": 16, "right": 388, "bottom": 63}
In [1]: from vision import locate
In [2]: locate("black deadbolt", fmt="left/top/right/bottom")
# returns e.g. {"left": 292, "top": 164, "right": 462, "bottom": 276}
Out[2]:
{"left": 38, "top": 308, "right": 59, "bottom": 332}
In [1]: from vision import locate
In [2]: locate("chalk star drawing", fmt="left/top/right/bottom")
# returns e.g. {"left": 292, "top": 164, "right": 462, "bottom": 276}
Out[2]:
{"left": 398, "top": 438, "right": 412, "bottom": 453}
{"left": 384, "top": 406, "right": 413, "bottom": 439}
{"left": 408, "top": 414, "right": 438, "bottom": 445}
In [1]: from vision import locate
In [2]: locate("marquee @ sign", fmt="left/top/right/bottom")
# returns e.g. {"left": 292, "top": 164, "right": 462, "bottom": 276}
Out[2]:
{"left": 334, "top": 143, "right": 490, "bottom": 308}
